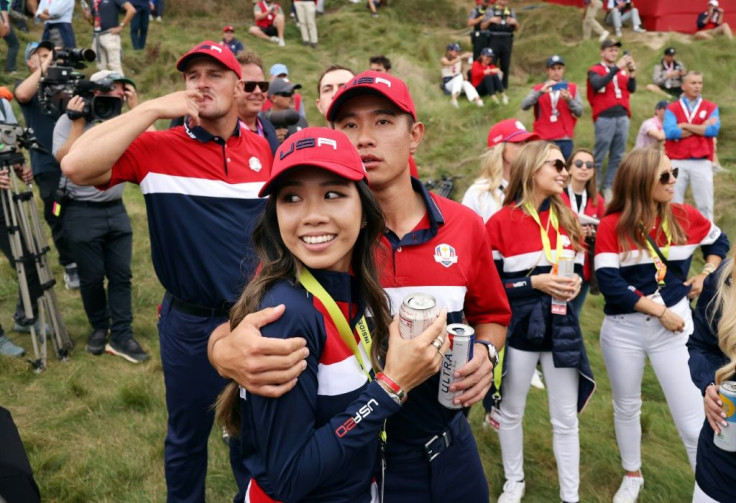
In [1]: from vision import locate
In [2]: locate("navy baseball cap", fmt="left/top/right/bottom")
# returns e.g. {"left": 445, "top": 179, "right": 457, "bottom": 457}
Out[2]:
{"left": 24, "top": 40, "right": 54, "bottom": 63}
{"left": 447, "top": 43, "right": 462, "bottom": 52}
{"left": 547, "top": 55, "right": 564, "bottom": 67}
{"left": 655, "top": 100, "right": 669, "bottom": 110}
{"left": 664, "top": 47, "right": 676, "bottom": 56}
{"left": 481, "top": 47, "right": 494, "bottom": 58}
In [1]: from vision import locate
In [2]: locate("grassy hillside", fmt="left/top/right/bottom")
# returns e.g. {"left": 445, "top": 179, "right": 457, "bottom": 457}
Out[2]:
{"left": 1, "top": 0, "right": 735, "bottom": 501}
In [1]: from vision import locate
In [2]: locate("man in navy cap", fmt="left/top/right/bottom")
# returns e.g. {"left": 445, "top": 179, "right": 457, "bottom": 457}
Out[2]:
{"left": 647, "top": 47, "right": 686, "bottom": 98}
{"left": 521, "top": 54, "right": 583, "bottom": 159}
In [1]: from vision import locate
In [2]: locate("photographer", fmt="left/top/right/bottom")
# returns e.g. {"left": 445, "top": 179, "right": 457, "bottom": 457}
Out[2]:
{"left": 262, "top": 78, "right": 307, "bottom": 144}
{"left": 82, "top": 0, "right": 135, "bottom": 74}
{"left": 14, "top": 40, "right": 80, "bottom": 290}
{"left": 52, "top": 70, "right": 148, "bottom": 364}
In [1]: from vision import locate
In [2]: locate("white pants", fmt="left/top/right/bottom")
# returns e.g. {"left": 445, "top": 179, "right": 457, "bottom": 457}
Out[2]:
{"left": 294, "top": 1, "right": 318, "bottom": 44}
{"left": 672, "top": 158, "right": 714, "bottom": 221}
{"left": 600, "top": 297, "right": 703, "bottom": 472}
{"left": 497, "top": 348, "right": 581, "bottom": 503}
{"left": 95, "top": 32, "right": 124, "bottom": 75}
{"left": 444, "top": 74, "right": 480, "bottom": 102}
{"left": 693, "top": 483, "right": 720, "bottom": 503}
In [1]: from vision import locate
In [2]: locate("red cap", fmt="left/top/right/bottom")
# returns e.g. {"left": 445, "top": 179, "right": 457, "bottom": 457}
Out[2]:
{"left": 259, "top": 128, "right": 367, "bottom": 197}
{"left": 326, "top": 70, "right": 416, "bottom": 122}
{"left": 223, "top": 25, "right": 235, "bottom": 32}
{"left": 176, "top": 40, "right": 242, "bottom": 79}
{"left": 487, "top": 119, "right": 540, "bottom": 148}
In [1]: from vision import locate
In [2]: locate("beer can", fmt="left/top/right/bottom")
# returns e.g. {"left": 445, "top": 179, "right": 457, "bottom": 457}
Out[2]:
{"left": 551, "top": 249, "right": 575, "bottom": 316}
{"left": 714, "top": 380, "right": 736, "bottom": 451}
{"left": 438, "top": 324, "right": 475, "bottom": 409}
{"left": 399, "top": 293, "right": 440, "bottom": 340}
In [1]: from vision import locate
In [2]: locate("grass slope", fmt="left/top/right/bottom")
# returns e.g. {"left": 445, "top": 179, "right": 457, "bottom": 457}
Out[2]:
{"left": 1, "top": 0, "right": 734, "bottom": 501}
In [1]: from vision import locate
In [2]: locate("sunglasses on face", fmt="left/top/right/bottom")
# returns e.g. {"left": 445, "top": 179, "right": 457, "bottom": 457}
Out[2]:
{"left": 243, "top": 81, "right": 269, "bottom": 93}
{"left": 659, "top": 167, "right": 679, "bottom": 184}
{"left": 573, "top": 160, "right": 595, "bottom": 169}
{"left": 275, "top": 92, "right": 294, "bottom": 97}
{"left": 544, "top": 159, "right": 568, "bottom": 173}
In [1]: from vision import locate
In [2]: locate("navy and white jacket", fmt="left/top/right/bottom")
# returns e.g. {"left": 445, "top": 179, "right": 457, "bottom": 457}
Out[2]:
{"left": 240, "top": 269, "right": 400, "bottom": 503}
{"left": 595, "top": 204, "right": 729, "bottom": 315}
{"left": 486, "top": 199, "right": 595, "bottom": 412}
{"left": 688, "top": 261, "right": 736, "bottom": 502}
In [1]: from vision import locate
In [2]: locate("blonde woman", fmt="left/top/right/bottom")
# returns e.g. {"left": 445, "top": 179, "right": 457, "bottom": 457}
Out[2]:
{"left": 486, "top": 141, "right": 595, "bottom": 503}
{"left": 688, "top": 256, "right": 736, "bottom": 503}
{"left": 595, "top": 148, "right": 729, "bottom": 503}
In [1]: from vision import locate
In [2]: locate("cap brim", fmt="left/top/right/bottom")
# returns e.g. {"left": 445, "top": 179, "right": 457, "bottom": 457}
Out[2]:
{"left": 504, "top": 130, "right": 540, "bottom": 143}
{"left": 176, "top": 53, "right": 233, "bottom": 74}
{"left": 327, "top": 86, "right": 414, "bottom": 122}
{"left": 258, "top": 162, "right": 365, "bottom": 197}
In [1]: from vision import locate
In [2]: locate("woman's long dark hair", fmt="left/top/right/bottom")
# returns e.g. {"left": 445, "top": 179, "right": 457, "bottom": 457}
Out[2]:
{"left": 215, "top": 179, "right": 390, "bottom": 434}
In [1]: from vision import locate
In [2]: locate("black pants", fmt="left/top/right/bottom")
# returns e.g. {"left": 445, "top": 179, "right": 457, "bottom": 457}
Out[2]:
{"left": 489, "top": 34, "right": 513, "bottom": 89}
{"left": 470, "top": 30, "right": 491, "bottom": 60}
{"left": 475, "top": 74, "right": 503, "bottom": 96}
{"left": 0, "top": 407, "right": 41, "bottom": 503}
{"left": 3, "top": 26, "right": 19, "bottom": 72}
{"left": 63, "top": 200, "right": 133, "bottom": 343}
{"left": 35, "top": 171, "right": 74, "bottom": 267}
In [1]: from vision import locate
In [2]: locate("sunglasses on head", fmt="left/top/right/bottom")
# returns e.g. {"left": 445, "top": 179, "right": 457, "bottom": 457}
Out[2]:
{"left": 243, "top": 81, "right": 269, "bottom": 93}
{"left": 545, "top": 159, "right": 568, "bottom": 173}
{"left": 659, "top": 167, "right": 679, "bottom": 184}
{"left": 573, "top": 160, "right": 595, "bottom": 169}
{"left": 275, "top": 91, "right": 294, "bottom": 97}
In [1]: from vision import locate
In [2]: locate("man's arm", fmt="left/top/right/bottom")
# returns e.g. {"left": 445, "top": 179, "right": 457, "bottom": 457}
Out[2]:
{"left": 662, "top": 108, "right": 683, "bottom": 140}
{"left": 567, "top": 86, "right": 584, "bottom": 117}
{"left": 115, "top": 2, "right": 137, "bottom": 32}
{"left": 681, "top": 108, "right": 720, "bottom": 137}
{"left": 208, "top": 305, "right": 311, "bottom": 398}
{"left": 61, "top": 90, "right": 204, "bottom": 186}
{"left": 15, "top": 50, "right": 54, "bottom": 104}
{"left": 53, "top": 98, "right": 87, "bottom": 161}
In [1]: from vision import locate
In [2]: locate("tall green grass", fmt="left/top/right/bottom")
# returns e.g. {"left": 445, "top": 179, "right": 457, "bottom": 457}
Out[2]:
{"left": 1, "top": 0, "right": 735, "bottom": 501}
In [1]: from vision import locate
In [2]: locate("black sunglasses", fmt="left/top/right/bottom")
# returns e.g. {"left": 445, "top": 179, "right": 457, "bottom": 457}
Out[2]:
{"left": 573, "top": 160, "right": 595, "bottom": 169}
{"left": 275, "top": 91, "right": 294, "bottom": 97}
{"left": 659, "top": 167, "right": 679, "bottom": 184}
{"left": 545, "top": 159, "right": 568, "bottom": 173}
{"left": 243, "top": 81, "right": 269, "bottom": 93}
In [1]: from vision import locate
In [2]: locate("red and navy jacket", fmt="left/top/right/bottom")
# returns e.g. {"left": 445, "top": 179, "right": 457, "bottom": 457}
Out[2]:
{"left": 486, "top": 199, "right": 595, "bottom": 412}
{"left": 103, "top": 119, "right": 273, "bottom": 307}
{"left": 594, "top": 204, "right": 729, "bottom": 316}
{"left": 380, "top": 178, "right": 511, "bottom": 446}
{"left": 561, "top": 189, "right": 605, "bottom": 282}
{"left": 687, "top": 261, "right": 736, "bottom": 503}
{"left": 241, "top": 270, "right": 399, "bottom": 503}
{"left": 531, "top": 82, "right": 579, "bottom": 140}
{"left": 470, "top": 60, "right": 500, "bottom": 88}
{"left": 586, "top": 63, "right": 633, "bottom": 121}
{"left": 664, "top": 97, "right": 719, "bottom": 161}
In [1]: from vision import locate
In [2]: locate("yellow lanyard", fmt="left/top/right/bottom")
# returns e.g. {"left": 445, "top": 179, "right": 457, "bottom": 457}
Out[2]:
{"left": 299, "top": 268, "right": 373, "bottom": 382}
{"left": 642, "top": 220, "right": 672, "bottom": 286}
{"left": 525, "top": 203, "right": 563, "bottom": 274}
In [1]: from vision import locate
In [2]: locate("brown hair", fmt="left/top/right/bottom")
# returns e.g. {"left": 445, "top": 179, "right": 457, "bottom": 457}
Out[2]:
{"left": 236, "top": 51, "right": 263, "bottom": 70}
{"left": 316, "top": 64, "right": 355, "bottom": 95}
{"left": 566, "top": 147, "right": 599, "bottom": 208}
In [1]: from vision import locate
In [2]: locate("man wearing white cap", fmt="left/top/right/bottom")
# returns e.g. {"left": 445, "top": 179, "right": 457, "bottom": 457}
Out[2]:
{"left": 696, "top": 0, "right": 733, "bottom": 39}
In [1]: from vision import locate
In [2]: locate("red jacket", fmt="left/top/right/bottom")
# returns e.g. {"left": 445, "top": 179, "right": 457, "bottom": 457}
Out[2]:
{"left": 531, "top": 82, "right": 578, "bottom": 140}
{"left": 561, "top": 189, "right": 605, "bottom": 281}
{"left": 586, "top": 63, "right": 631, "bottom": 121}
{"left": 471, "top": 60, "right": 499, "bottom": 88}
{"left": 256, "top": 1, "right": 277, "bottom": 28}
{"left": 664, "top": 98, "right": 718, "bottom": 161}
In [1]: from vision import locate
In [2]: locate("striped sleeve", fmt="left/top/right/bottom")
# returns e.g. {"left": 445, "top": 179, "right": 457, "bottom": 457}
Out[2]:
{"left": 594, "top": 214, "right": 643, "bottom": 312}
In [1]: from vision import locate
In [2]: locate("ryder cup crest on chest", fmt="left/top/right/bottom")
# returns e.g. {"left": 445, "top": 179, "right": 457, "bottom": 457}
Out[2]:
{"left": 434, "top": 243, "right": 458, "bottom": 268}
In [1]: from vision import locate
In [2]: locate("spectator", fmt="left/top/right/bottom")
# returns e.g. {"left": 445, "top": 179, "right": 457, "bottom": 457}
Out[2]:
{"left": 441, "top": 42, "right": 483, "bottom": 108}
{"left": 595, "top": 147, "right": 728, "bottom": 503}
{"left": 646, "top": 47, "right": 686, "bottom": 98}
{"left": 367, "top": 0, "right": 385, "bottom": 18}
{"left": 368, "top": 54, "right": 391, "bottom": 73}
{"left": 582, "top": 0, "right": 610, "bottom": 42}
{"left": 314, "top": 64, "right": 354, "bottom": 117}
{"left": 468, "top": 0, "right": 492, "bottom": 60}
{"left": 479, "top": 0, "right": 517, "bottom": 89}
{"left": 634, "top": 100, "right": 667, "bottom": 150}
{"left": 14, "top": 40, "right": 80, "bottom": 291}
{"left": 1, "top": 0, "right": 20, "bottom": 74}
{"left": 263, "top": 78, "right": 308, "bottom": 143}
{"left": 294, "top": 0, "right": 317, "bottom": 48}
{"left": 664, "top": 71, "right": 720, "bottom": 222}
{"left": 60, "top": 40, "right": 274, "bottom": 502}
{"left": 586, "top": 38, "right": 636, "bottom": 202}
{"left": 236, "top": 51, "right": 279, "bottom": 155}
{"left": 52, "top": 70, "right": 148, "bottom": 363}
{"left": 696, "top": 0, "right": 733, "bottom": 40}
{"left": 471, "top": 47, "right": 507, "bottom": 105}
{"left": 265, "top": 63, "right": 306, "bottom": 118}
{"left": 521, "top": 54, "right": 583, "bottom": 160}
{"left": 604, "top": 0, "right": 645, "bottom": 37}
{"left": 34, "top": 0, "right": 75, "bottom": 48}
{"left": 150, "top": 0, "right": 162, "bottom": 21}
{"left": 221, "top": 25, "right": 244, "bottom": 56}
{"left": 128, "top": 0, "right": 150, "bottom": 50}
{"left": 249, "top": 0, "right": 285, "bottom": 47}
{"left": 83, "top": 0, "right": 136, "bottom": 75}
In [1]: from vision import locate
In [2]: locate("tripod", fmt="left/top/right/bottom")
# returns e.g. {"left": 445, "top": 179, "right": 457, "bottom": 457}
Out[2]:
{"left": 1, "top": 155, "right": 73, "bottom": 372}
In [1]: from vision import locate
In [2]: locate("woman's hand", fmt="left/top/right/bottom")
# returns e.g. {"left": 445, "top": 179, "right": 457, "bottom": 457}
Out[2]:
{"left": 685, "top": 273, "right": 707, "bottom": 299}
{"left": 705, "top": 383, "right": 728, "bottom": 434}
{"left": 582, "top": 224, "right": 596, "bottom": 238}
{"left": 658, "top": 307, "right": 685, "bottom": 332}
{"left": 531, "top": 273, "right": 581, "bottom": 301}
{"left": 382, "top": 309, "right": 449, "bottom": 393}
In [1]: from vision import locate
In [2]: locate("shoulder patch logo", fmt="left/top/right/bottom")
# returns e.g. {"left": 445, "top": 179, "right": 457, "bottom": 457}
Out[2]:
{"left": 699, "top": 110, "right": 707, "bottom": 119}
{"left": 249, "top": 156, "right": 263, "bottom": 172}
{"left": 434, "top": 244, "right": 458, "bottom": 268}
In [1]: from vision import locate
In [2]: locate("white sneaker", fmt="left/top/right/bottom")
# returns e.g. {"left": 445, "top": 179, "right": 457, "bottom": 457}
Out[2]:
{"left": 498, "top": 480, "right": 526, "bottom": 503}
{"left": 599, "top": 30, "right": 610, "bottom": 43}
{"left": 612, "top": 476, "right": 644, "bottom": 503}
{"left": 476, "top": 99, "right": 484, "bottom": 107}
{"left": 450, "top": 97, "right": 459, "bottom": 108}
{"left": 530, "top": 368, "right": 545, "bottom": 390}
{"left": 502, "top": 94, "right": 509, "bottom": 105}
{"left": 278, "top": 38, "right": 286, "bottom": 47}
{"left": 615, "top": 29, "right": 622, "bottom": 37}
{"left": 269, "top": 36, "right": 280, "bottom": 43}
{"left": 633, "top": 26, "right": 646, "bottom": 33}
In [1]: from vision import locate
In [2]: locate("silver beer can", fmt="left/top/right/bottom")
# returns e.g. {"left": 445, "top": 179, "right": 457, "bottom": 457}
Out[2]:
{"left": 399, "top": 293, "right": 440, "bottom": 340}
{"left": 438, "top": 323, "right": 475, "bottom": 409}
{"left": 714, "top": 380, "right": 736, "bottom": 451}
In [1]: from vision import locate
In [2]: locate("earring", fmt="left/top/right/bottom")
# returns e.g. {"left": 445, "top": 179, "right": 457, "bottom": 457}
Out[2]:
{"left": 360, "top": 219, "right": 367, "bottom": 229}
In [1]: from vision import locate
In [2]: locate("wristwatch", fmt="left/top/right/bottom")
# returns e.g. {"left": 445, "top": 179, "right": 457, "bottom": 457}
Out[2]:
{"left": 475, "top": 340, "right": 499, "bottom": 368}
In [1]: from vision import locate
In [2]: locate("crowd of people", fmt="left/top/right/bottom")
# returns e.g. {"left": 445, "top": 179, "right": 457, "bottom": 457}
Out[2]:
{"left": 1, "top": 1, "right": 736, "bottom": 503}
